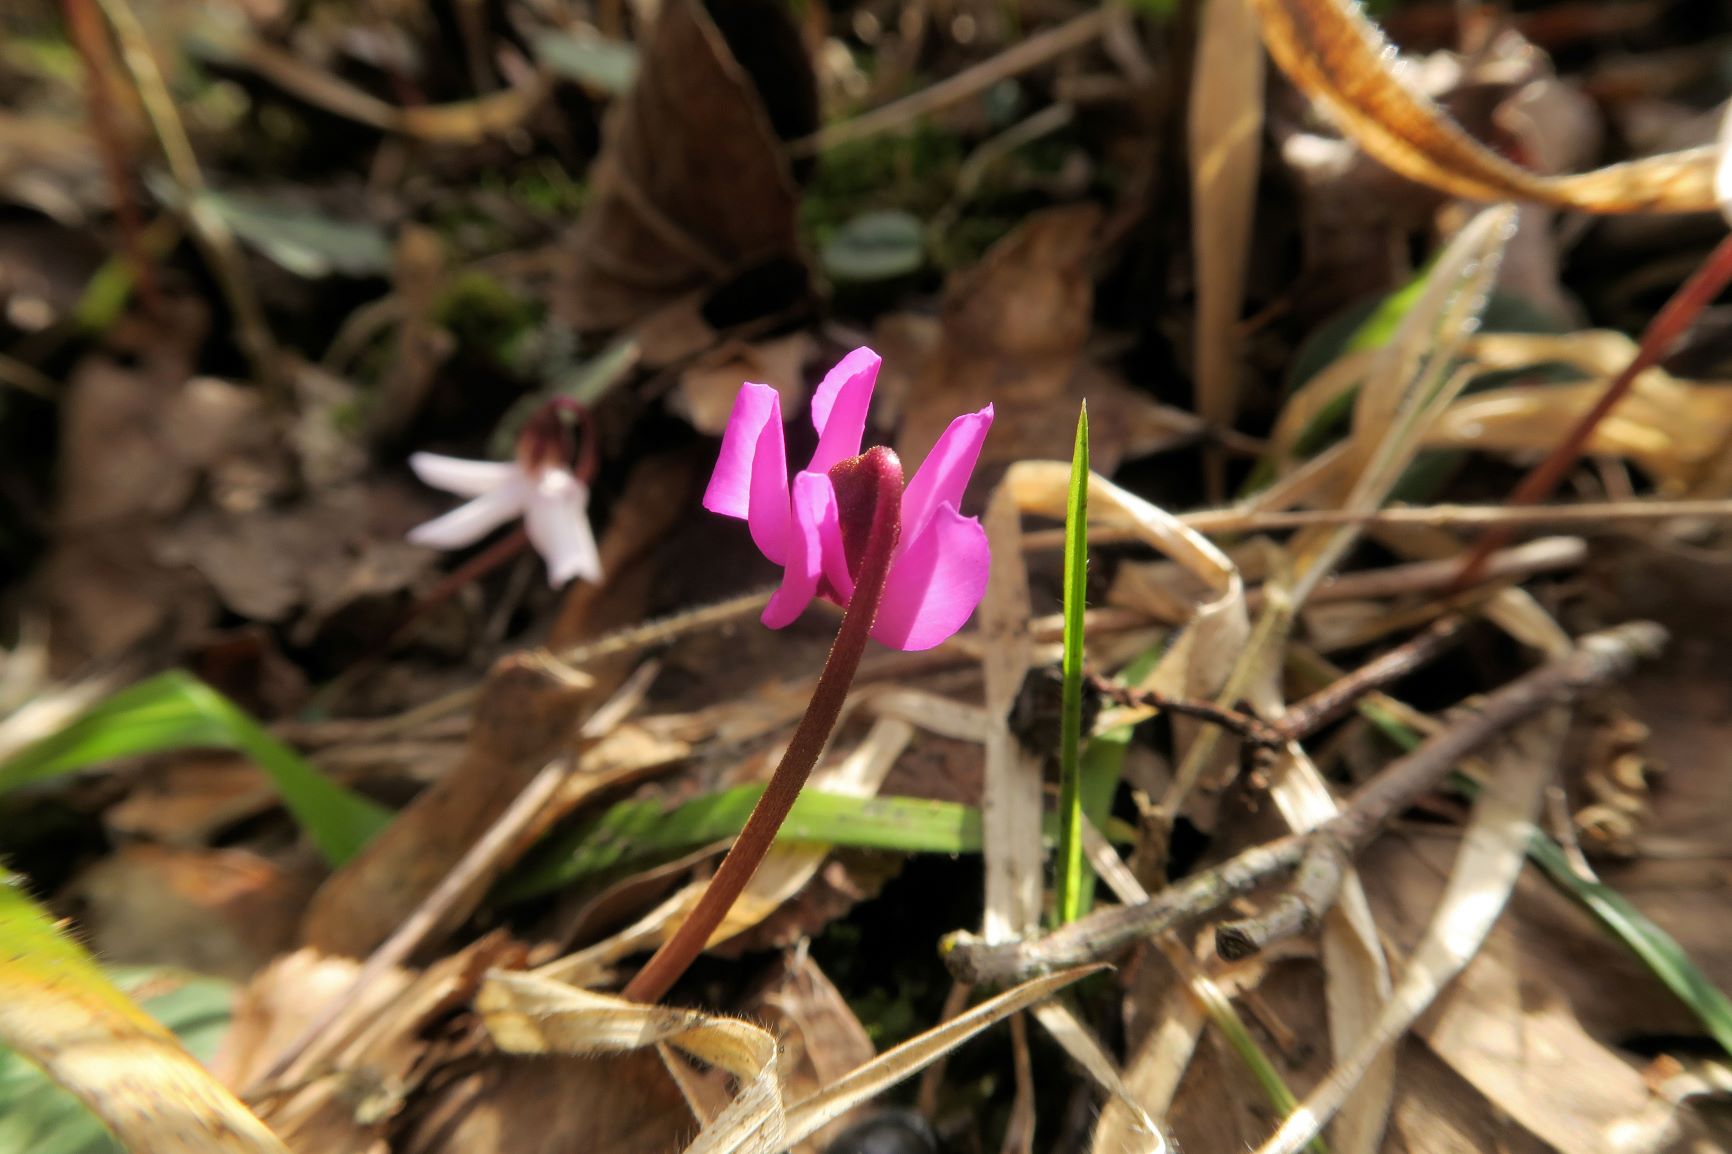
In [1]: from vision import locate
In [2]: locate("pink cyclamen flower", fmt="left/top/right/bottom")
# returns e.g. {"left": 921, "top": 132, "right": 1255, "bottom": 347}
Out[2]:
{"left": 406, "top": 450, "right": 602, "bottom": 588}
{"left": 703, "top": 347, "right": 992, "bottom": 650}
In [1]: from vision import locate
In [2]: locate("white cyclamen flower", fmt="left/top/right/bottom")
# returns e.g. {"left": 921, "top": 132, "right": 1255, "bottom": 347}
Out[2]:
{"left": 407, "top": 452, "right": 602, "bottom": 587}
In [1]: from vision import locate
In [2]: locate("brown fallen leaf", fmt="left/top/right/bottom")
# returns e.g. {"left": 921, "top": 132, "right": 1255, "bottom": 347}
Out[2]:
{"left": 1249, "top": 0, "right": 1717, "bottom": 211}
{"left": 556, "top": 0, "right": 814, "bottom": 332}
{"left": 69, "top": 843, "right": 317, "bottom": 982}
{"left": 898, "top": 205, "right": 1195, "bottom": 482}
{"left": 299, "top": 653, "right": 593, "bottom": 957}
{"left": 102, "top": 754, "right": 277, "bottom": 846}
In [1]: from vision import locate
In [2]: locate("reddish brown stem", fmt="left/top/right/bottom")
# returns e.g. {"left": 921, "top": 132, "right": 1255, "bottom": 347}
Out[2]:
{"left": 62, "top": 0, "right": 161, "bottom": 316}
{"left": 623, "top": 447, "right": 905, "bottom": 1004}
{"left": 1448, "top": 231, "right": 1732, "bottom": 593}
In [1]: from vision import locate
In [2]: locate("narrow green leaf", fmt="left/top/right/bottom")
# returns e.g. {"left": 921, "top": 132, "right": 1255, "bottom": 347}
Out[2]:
{"left": 1054, "top": 402, "right": 1090, "bottom": 927}
{"left": 501, "top": 784, "right": 1136, "bottom": 904}
{"left": 0, "top": 672, "right": 388, "bottom": 866}
{"left": 1357, "top": 704, "right": 1732, "bottom": 1058}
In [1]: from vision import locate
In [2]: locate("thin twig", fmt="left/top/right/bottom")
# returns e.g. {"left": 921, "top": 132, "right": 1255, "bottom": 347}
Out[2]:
{"left": 1447, "top": 232, "right": 1732, "bottom": 593}
{"left": 1272, "top": 615, "right": 1467, "bottom": 741}
{"left": 942, "top": 622, "right": 1665, "bottom": 984}
{"left": 1088, "top": 673, "right": 1284, "bottom": 746}
{"left": 1020, "top": 497, "right": 1732, "bottom": 550}
{"left": 789, "top": 7, "right": 1113, "bottom": 155}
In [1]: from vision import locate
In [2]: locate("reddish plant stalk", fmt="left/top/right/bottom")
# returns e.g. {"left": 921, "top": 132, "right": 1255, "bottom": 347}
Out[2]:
{"left": 1448, "top": 231, "right": 1732, "bottom": 593}
{"left": 61, "top": 0, "right": 161, "bottom": 316}
{"left": 623, "top": 447, "right": 905, "bottom": 1004}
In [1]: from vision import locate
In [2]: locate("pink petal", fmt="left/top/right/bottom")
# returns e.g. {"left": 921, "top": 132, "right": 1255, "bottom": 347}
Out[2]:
{"left": 807, "top": 347, "right": 880, "bottom": 475}
{"left": 409, "top": 452, "right": 516, "bottom": 498}
{"left": 524, "top": 471, "right": 603, "bottom": 587}
{"left": 870, "top": 502, "right": 990, "bottom": 651}
{"left": 407, "top": 482, "right": 526, "bottom": 550}
{"left": 703, "top": 382, "right": 791, "bottom": 565}
{"left": 763, "top": 472, "right": 844, "bottom": 630}
{"left": 898, "top": 404, "right": 993, "bottom": 547}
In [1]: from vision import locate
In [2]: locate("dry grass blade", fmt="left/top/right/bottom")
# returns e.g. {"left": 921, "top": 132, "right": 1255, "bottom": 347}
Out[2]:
{"left": 1254, "top": 709, "right": 1568, "bottom": 1154}
{"left": 1247, "top": 0, "right": 1717, "bottom": 212}
{"left": 781, "top": 968, "right": 1110, "bottom": 1149}
{"left": 1190, "top": 0, "right": 1266, "bottom": 498}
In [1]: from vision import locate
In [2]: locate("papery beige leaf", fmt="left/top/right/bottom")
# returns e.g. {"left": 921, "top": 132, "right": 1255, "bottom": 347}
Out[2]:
{"left": 1419, "top": 332, "right": 1732, "bottom": 494}
{"left": 478, "top": 969, "right": 783, "bottom": 1154}
{"left": 1248, "top": 0, "right": 1718, "bottom": 212}
{"left": 1191, "top": 0, "right": 1267, "bottom": 497}
{"left": 1253, "top": 710, "right": 1567, "bottom": 1154}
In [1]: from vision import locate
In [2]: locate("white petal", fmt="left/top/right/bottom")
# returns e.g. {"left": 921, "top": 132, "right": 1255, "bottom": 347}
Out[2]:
{"left": 407, "top": 484, "right": 524, "bottom": 550}
{"left": 409, "top": 452, "right": 517, "bottom": 498}
{"left": 523, "top": 471, "right": 603, "bottom": 587}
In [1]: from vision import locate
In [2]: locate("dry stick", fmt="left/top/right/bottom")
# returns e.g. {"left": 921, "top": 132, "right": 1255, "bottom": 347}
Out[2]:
{"left": 252, "top": 662, "right": 656, "bottom": 1093}
{"left": 1017, "top": 497, "right": 1732, "bottom": 550}
{"left": 62, "top": 0, "right": 161, "bottom": 316}
{"left": 1272, "top": 614, "right": 1467, "bottom": 742}
{"left": 941, "top": 621, "right": 1665, "bottom": 985}
{"left": 788, "top": 6, "right": 1113, "bottom": 155}
{"left": 1447, "top": 232, "right": 1732, "bottom": 594}
{"left": 622, "top": 448, "right": 906, "bottom": 1004}
{"left": 1087, "top": 673, "right": 1284, "bottom": 747}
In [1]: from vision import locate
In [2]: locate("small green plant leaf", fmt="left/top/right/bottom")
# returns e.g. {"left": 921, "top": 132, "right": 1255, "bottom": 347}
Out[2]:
{"left": 1054, "top": 402, "right": 1090, "bottom": 927}
{"left": 531, "top": 32, "right": 640, "bottom": 93}
{"left": 820, "top": 211, "right": 926, "bottom": 283}
{"left": 0, "top": 671, "right": 388, "bottom": 866}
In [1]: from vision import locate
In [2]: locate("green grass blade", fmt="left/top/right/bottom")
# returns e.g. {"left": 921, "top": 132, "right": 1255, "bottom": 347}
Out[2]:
{"left": 1054, "top": 402, "right": 1090, "bottom": 927}
{"left": 0, "top": 671, "right": 388, "bottom": 866}
{"left": 500, "top": 785, "right": 1137, "bottom": 904}
{"left": 1357, "top": 703, "right": 1732, "bottom": 1058}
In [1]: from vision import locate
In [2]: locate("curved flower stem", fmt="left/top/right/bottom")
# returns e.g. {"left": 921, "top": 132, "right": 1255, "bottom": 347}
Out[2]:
{"left": 624, "top": 447, "right": 905, "bottom": 1004}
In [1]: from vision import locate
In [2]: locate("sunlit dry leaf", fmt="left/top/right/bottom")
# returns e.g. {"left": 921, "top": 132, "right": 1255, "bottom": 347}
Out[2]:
{"left": 0, "top": 871, "right": 289, "bottom": 1154}
{"left": 1248, "top": 0, "right": 1718, "bottom": 211}
{"left": 676, "top": 335, "right": 815, "bottom": 435}
{"left": 1190, "top": 0, "right": 1266, "bottom": 497}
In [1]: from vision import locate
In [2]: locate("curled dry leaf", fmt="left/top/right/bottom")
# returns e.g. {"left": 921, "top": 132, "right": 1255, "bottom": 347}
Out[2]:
{"left": 479, "top": 963, "right": 1099, "bottom": 1154}
{"left": 1248, "top": 0, "right": 1719, "bottom": 211}
{"left": 556, "top": 0, "right": 813, "bottom": 332}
